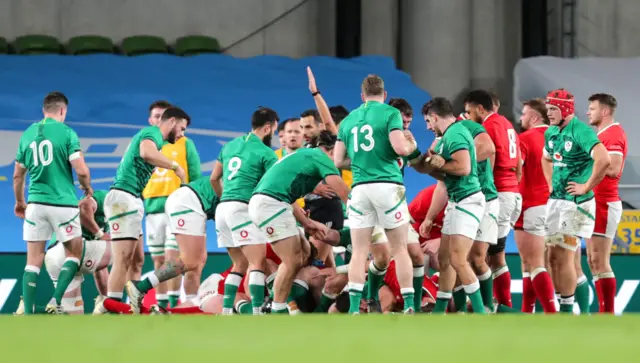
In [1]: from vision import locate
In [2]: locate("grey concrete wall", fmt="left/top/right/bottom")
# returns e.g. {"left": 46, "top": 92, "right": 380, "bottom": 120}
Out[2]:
{"left": 361, "top": 0, "right": 521, "bottom": 118}
{"left": 575, "top": 0, "right": 640, "bottom": 57}
{"left": 0, "top": 0, "right": 335, "bottom": 58}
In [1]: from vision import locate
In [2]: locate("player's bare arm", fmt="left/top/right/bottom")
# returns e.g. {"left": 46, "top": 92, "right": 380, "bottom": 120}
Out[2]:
{"left": 605, "top": 153, "right": 624, "bottom": 177}
{"left": 515, "top": 148, "right": 523, "bottom": 182}
{"left": 307, "top": 66, "right": 338, "bottom": 135}
{"left": 139, "top": 139, "right": 187, "bottom": 183}
{"left": 12, "top": 162, "right": 27, "bottom": 218}
{"left": 389, "top": 129, "right": 416, "bottom": 156}
{"left": 474, "top": 133, "right": 495, "bottom": 162}
{"left": 293, "top": 203, "right": 328, "bottom": 240}
{"left": 541, "top": 148, "right": 553, "bottom": 192}
{"left": 324, "top": 174, "right": 350, "bottom": 203}
{"left": 70, "top": 153, "right": 93, "bottom": 197}
{"left": 210, "top": 160, "right": 224, "bottom": 197}
{"left": 333, "top": 140, "right": 350, "bottom": 169}
{"left": 566, "top": 143, "right": 611, "bottom": 196}
{"left": 433, "top": 149, "right": 471, "bottom": 176}
{"left": 79, "top": 197, "right": 105, "bottom": 239}
{"left": 419, "top": 181, "right": 447, "bottom": 238}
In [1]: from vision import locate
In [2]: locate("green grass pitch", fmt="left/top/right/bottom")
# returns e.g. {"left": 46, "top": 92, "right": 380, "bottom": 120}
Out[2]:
{"left": 2, "top": 315, "right": 639, "bottom": 362}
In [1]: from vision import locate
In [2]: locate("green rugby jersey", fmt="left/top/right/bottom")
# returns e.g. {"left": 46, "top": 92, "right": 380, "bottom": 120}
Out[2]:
{"left": 217, "top": 133, "right": 277, "bottom": 203}
{"left": 111, "top": 126, "right": 164, "bottom": 197}
{"left": 15, "top": 118, "right": 82, "bottom": 207}
{"left": 434, "top": 122, "right": 482, "bottom": 202}
{"left": 458, "top": 120, "right": 498, "bottom": 201}
{"left": 253, "top": 148, "right": 340, "bottom": 204}
{"left": 544, "top": 117, "right": 600, "bottom": 203}
{"left": 338, "top": 101, "right": 404, "bottom": 187}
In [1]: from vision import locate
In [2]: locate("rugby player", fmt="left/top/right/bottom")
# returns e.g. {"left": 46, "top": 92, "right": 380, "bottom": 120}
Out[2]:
{"left": 143, "top": 100, "right": 202, "bottom": 308}
{"left": 275, "top": 118, "right": 304, "bottom": 159}
{"left": 249, "top": 131, "right": 350, "bottom": 314}
{"left": 419, "top": 97, "right": 487, "bottom": 314}
{"left": 104, "top": 107, "right": 189, "bottom": 302}
{"left": 210, "top": 107, "right": 279, "bottom": 315}
{"left": 304, "top": 68, "right": 349, "bottom": 266}
{"left": 542, "top": 89, "right": 610, "bottom": 313}
{"left": 388, "top": 97, "right": 432, "bottom": 311}
{"left": 408, "top": 184, "right": 446, "bottom": 270}
{"left": 515, "top": 98, "right": 556, "bottom": 313}
{"left": 16, "top": 189, "right": 112, "bottom": 315}
{"left": 275, "top": 121, "right": 287, "bottom": 153}
{"left": 464, "top": 90, "right": 522, "bottom": 307}
{"left": 586, "top": 93, "right": 627, "bottom": 313}
{"left": 127, "top": 176, "right": 220, "bottom": 313}
{"left": 335, "top": 75, "right": 418, "bottom": 314}
{"left": 13, "top": 92, "right": 93, "bottom": 314}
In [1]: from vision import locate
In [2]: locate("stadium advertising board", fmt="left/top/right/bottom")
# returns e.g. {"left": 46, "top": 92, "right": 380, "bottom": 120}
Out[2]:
{"left": 0, "top": 253, "right": 638, "bottom": 314}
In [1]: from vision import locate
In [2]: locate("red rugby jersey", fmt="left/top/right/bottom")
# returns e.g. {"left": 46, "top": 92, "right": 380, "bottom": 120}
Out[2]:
{"left": 594, "top": 123, "right": 627, "bottom": 202}
{"left": 483, "top": 113, "right": 520, "bottom": 192}
{"left": 519, "top": 125, "right": 550, "bottom": 209}
{"left": 408, "top": 184, "right": 445, "bottom": 241}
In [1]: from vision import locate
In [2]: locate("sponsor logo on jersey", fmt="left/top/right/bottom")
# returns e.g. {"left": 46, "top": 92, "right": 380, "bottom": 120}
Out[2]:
{"left": 240, "top": 230, "right": 248, "bottom": 239}
{"left": 266, "top": 226, "right": 275, "bottom": 235}
{"left": 177, "top": 219, "right": 185, "bottom": 227}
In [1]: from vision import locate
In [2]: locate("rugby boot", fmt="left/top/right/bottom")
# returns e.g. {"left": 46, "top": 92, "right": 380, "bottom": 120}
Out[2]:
{"left": 92, "top": 295, "right": 108, "bottom": 315}
{"left": 14, "top": 296, "right": 25, "bottom": 315}
{"left": 403, "top": 307, "right": 415, "bottom": 315}
{"left": 125, "top": 280, "right": 145, "bottom": 314}
{"left": 45, "top": 303, "right": 65, "bottom": 314}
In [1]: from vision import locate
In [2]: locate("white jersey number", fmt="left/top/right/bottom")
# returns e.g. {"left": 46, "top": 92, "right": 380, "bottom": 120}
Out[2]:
{"left": 227, "top": 157, "right": 242, "bottom": 180}
{"left": 29, "top": 140, "right": 53, "bottom": 167}
{"left": 351, "top": 125, "right": 375, "bottom": 152}
{"left": 507, "top": 129, "right": 518, "bottom": 159}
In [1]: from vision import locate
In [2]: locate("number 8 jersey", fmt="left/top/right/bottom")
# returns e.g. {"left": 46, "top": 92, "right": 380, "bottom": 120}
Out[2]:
{"left": 337, "top": 101, "right": 404, "bottom": 187}
{"left": 482, "top": 113, "right": 520, "bottom": 193}
{"left": 217, "top": 133, "right": 278, "bottom": 203}
{"left": 15, "top": 118, "right": 82, "bottom": 207}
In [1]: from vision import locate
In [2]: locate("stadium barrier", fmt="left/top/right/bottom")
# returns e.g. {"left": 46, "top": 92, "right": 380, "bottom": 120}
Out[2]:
{"left": 0, "top": 253, "right": 639, "bottom": 314}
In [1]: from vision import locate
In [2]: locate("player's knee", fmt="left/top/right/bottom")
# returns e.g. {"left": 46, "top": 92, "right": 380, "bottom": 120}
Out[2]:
{"left": 449, "top": 254, "right": 468, "bottom": 271}
{"left": 407, "top": 243, "right": 424, "bottom": 265}
{"left": 152, "top": 255, "right": 166, "bottom": 267}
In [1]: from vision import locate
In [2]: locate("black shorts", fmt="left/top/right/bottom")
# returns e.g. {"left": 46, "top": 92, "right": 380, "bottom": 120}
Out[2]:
{"left": 304, "top": 196, "right": 344, "bottom": 230}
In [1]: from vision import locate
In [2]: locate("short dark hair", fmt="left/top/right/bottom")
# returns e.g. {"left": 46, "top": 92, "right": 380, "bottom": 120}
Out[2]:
{"left": 329, "top": 105, "right": 349, "bottom": 125}
{"left": 301, "top": 109, "right": 321, "bottom": 124}
{"left": 317, "top": 130, "right": 337, "bottom": 149}
{"left": 588, "top": 93, "right": 617, "bottom": 112}
{"left": 361, "top": 74, "right": 384, "bottom": 96}
{"left": 388, "top": 98, "right": 413, "bottom": 117}
{"left": 149, "top": 100, "right": 172, "bottom": 113}
{"left": 161, "top": 107, "right": 191, "bottom": 126}
{"left": 464, "top": 90, "right": 494, "bottom": 111}
{"left": 279, "top": 117, "right": 299, "bottom": 132}
{"left": 252, "top": 107, "right": 279, "bottom": 129}
{"left": 523, "top": 98, "right": 549, "bottom": 125}
{"left": 422, "top": 97, "right": 454, "bottom": 118}
{"left": 489, "top": 92, "right": 500, "bottom": 107}
{"left": 43, "top": 92, "right": 68, "bottom": 112}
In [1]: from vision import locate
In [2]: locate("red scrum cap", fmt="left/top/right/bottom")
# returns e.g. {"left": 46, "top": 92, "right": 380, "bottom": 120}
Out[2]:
{"left": 545, "top": 89, "right": 574, "bottom": 119}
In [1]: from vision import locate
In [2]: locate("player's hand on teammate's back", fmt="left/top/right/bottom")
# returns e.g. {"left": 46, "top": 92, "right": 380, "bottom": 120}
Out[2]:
{"left": 313, "top": 183, "right": 336, "bottom": 198}
{"left": 419, "top": 218, "right": 433, "bottom": 238}
{"left": 14, "top": 201, "right": 27, "bottom": 219}
{"left": 307, "top": 66, "right": 318, "bottom": 94}
{"left": 566, "top": 181, "right": 587, "bottom": 196}
{"left": 174, "top": 165, "right": 187, "bottom": 184}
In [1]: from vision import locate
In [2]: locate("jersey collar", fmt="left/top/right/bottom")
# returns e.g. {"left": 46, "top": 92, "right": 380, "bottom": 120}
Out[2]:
{"left": 597, "top": 122, "right": 619, "bottom": 136}
{"left": 483, "top": 112, "right": 495, "bottom": 122}
{"left": 41, "top": 117, "right": 57, "bottom": 124}
{"left": 532, "top": 124, "right": 549, "bottom": 129}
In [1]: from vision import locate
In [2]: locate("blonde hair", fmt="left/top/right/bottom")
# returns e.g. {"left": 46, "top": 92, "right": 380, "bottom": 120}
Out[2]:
{"left": 361, "top": 74, "right": 384, "bottom": 96}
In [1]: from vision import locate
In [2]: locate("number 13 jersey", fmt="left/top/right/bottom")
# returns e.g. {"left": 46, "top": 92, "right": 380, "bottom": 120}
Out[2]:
{"left": 337, "top": 101, "right": 404, "bottom": 187}
{"left": 217, "top": 133, "right": 278, "bottom": 203}
{"left": 482, "top": 113, "right": 520, "bottom": 193}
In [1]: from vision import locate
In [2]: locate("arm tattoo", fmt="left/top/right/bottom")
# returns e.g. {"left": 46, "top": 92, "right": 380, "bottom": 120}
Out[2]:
{"left": 155, "top": 259, "right": 186, "bottom": 282}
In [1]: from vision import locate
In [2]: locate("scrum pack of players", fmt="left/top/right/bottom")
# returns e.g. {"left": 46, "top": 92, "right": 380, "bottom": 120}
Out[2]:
{"left": 13, "top": 67, "right": 626, "bottom": 315}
